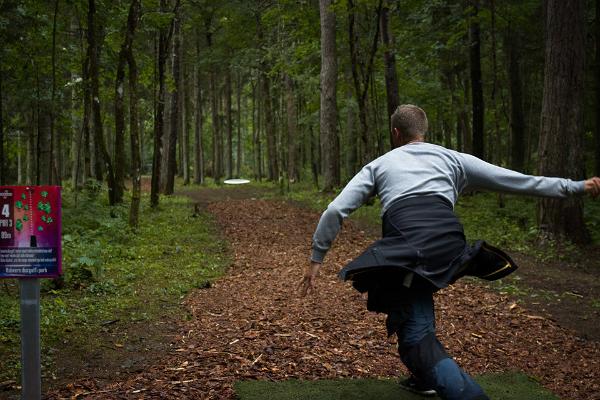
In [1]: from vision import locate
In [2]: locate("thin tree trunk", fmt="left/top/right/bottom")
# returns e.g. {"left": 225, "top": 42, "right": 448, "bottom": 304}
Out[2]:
{"left": 236, "top": 72, "right": 242, "bottom": 178}
{"left": 194, "top": 32, "right": 204, "bottom": 184}
{"left": 506, "top": 26, "right": 525, "bottom": 171}
{"left": 320, "top": 0, "right": 339, "bottom": 191}
{"left": 262, "top": 72, "right": 278, "bottom": 181}
{"left": 0, "top": 66, "right": 4, "bottom": 185}
{"left": 284, "top": 75, "right": 298, "bottom": 182}
{"left": 82, "top": 45, "right": 92, "bottom": 182}
{"left": 596, "top": 0, "right": 600, "bottom": 176}
{"left": 114, "top": 0, "right": 139, "bottom": 203}
{"left": 380, "top": 1, "right": 399, "bottom": 148}
{"left": 348, "top": 0, "right": 382, "bottom": 165}
{"left": 226, "top": 68, "right": 233, "bottom": 179}
{"left": 50, "top": 0, "right": 60, "bottom": 185}
{"left": 126, "top": 0, "right": 141, "bottom": 227}
{"left": 88, "top": 0, "right": 117, "bottom": 204}
{"left": 27, "top": 109, "right": 35, "bottom": 185}
{"left": 151, "top": 0, "right": 180, "bottom": 206}
{"left": 537, "top": 0, "right": 588, "bottom": 243}
{"left": 165, "top": 12, "right": 181, "bottom": 195}
{"left": 469, "top": 0, "right": 484, "bottom": 160}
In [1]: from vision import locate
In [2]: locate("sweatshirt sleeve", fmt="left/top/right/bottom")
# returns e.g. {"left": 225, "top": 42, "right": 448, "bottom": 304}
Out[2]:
{"left": 311, "top": 164, "right": 376, "bottom": 263}
{"left": 460, "top": 153, "right": 585, "bottom": 197}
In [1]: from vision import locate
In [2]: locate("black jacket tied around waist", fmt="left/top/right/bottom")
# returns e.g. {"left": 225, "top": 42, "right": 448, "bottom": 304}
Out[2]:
{"left": 338, "top": 195, "right": 517, "bottom": 307}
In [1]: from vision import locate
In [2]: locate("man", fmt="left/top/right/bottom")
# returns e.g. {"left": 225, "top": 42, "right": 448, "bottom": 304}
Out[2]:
{"left": 299, "top": 104, "right": 600, "bottom": 400}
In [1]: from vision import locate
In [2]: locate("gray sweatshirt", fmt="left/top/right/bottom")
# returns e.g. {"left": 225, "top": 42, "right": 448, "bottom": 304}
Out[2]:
{"left": 311, "top": 142, "right": 585, "bottom": 263}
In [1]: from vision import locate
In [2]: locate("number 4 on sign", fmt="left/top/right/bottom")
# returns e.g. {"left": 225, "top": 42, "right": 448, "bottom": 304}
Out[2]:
{"left": 1, "top": 204, "right": 9, "bottom": 218}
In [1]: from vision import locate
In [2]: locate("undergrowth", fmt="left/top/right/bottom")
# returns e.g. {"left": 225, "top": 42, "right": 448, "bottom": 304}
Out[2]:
{"left": 0, "top": 188, "right": 229, "bottom": 384}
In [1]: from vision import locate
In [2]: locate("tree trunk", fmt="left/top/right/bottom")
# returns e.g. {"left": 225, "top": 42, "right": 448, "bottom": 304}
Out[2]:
{"left": 380, "top": 1, "right": 399, "bottom": 148}
{"left": 284, "top": 75, "right": 298, "bottom": 182}
{"left": 183, "top": 62, "right": 190, "bottom": 185}
{"left": 50, "top": 0, "right": 61, "bottom": 186}
{"left": 262, "top": 72, "right": 278, "bottom": 181}
{"left": 194, "top": 33, "right": 204, "bottom": 184}
{"left": 209, "top": 72, "right": 220, "bottom": 182}
{"left": 226, "top": 68, "right": 233, "bottom": 179}
{"left": 537, "top": 0, "right": 588, "bottom": 243}
{"left": 0, "top": 66, "right": 4, "bottom": 185}
{"left": 596, "top": 0, "right": 600, "bottom": 176}
{"left": 126, "top": 0, "right": 141, "bottom": 228}
{"left": 151, "top": 0, "right": 179, "bottom": 206}
{"left": 236, "top": 72, "right": 242, "bottom": 178}
{"left": 114, "top": 0, "right": 139, "bottom": 203}
{"left": 165, "top": 12, "right": 181, "bottom": 195}
{"left": 506, "top": 28, "right": 525, "bottom": 172}
{"left": 88, "top": 0, "right": 117, "bottom": 205}
{"left": 348, "top": 0, "right": 382, "bottom": 165}
{"left": 469, "top": 0, "right": 484, "bottom": 159}
{"left": 320, "top": 0, "right": 339, "bottom": 191}
{"left": 82, "top": 46, "right": 92, "bottom": 182}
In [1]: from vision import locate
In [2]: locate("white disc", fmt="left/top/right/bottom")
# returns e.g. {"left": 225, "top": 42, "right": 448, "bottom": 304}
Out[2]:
{"left": 223, "top": 178, "right": 250, "bottom": 185}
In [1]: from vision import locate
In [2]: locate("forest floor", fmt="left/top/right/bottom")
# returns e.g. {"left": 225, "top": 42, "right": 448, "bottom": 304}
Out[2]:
{"left": 41, "top": 185, "right": 600, "bottom": 400}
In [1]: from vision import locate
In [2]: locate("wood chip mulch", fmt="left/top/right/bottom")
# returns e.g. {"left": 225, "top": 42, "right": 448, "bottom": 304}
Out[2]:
{"left": 50, "top": 199, "right": 600, "bottom": 399}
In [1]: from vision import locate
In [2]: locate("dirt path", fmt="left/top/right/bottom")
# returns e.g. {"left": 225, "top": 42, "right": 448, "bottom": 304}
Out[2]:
{"left": 50, "top": 192, "right": 600, "bottom": 399}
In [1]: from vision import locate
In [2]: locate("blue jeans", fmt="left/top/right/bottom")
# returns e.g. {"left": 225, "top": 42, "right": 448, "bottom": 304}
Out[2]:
{"left": 387, "top": 288, "right": 489, "bottom": 400}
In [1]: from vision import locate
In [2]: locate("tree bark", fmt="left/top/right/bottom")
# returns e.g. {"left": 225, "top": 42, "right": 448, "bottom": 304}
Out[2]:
{"left": 506, "top": 27, "right": 525, "bottom": 172}
{"left": 50, "top": 0, "right": 61, "bottom": 185}
{"left": 226, "top": 68, "right": 233, "bottom": 179}
{"left": 284, "top": 75, "right": 298, "bottom": 182}
{"left": 82, "top": 45, "right": 92, "bottom": 182}
{"left": 88, "top": 0, "right": 117, "bottom": 204}
{"left": 596, "top": 0, "right": 600, "bottom": 176}
{"left": 320, "top": 0, "right": 339, "bottom": 191}
{"left": 126, "top": 0, "right": 141, "bottom": 228}
{"left": 380, "top": 1, "right": 399, "bottom": 148}
{"left": 236, "top": 72, "right": 242, "bottom": 178}
{"left": 183, "top": 61, "right": 191, "bottom": 185}
{"left": 262, "top": 71, "right": 278, "bottom": 181}
{"left": 151, "top": 0, "right": 179, "bottom": 206}
{"left": 114, "top": 0, "right": 139, "bottom": 203}
{"left": 469, "top": 0, "right": 484, "bottom": 159}
{"left": 537, "top": 0, "right": 588, "bottom": 243}
{"left": 165, "top": 12, "right": 181, "bottom": 195}
{"left": 0, "top": 66, "right": 4, "bottom": 185}
{"left": 348, "top": 0, "right": 382, "bottom": 165}
{"left": 194, "top": 32, "right": 204, "bottom": 184}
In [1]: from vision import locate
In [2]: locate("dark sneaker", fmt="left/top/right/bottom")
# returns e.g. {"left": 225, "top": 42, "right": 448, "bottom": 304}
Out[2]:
{"left": 399, "top": 376, "right": 437, "bottom": 397}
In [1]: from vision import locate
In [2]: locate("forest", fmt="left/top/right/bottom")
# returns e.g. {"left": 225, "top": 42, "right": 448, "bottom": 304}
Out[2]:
{"left": 1, "top": 1, "right": 600, "bottom": 399}
{"left": 0, "top": 0, "right": 598, "bottom": 240}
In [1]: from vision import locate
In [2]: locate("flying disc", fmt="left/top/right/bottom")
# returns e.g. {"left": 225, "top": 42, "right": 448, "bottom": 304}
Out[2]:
{"left": 224, "top": 178, "right": 251, "bottom": 185}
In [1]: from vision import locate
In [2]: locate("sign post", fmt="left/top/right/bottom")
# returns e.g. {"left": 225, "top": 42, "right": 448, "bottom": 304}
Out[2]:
{"left": 0, "top": 186, "right": 62, "bottom": 400}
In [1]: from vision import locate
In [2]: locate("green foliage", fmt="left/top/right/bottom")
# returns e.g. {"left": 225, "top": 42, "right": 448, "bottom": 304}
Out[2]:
{"left": 0, "top": 190, "right": 230, "bottom": 383}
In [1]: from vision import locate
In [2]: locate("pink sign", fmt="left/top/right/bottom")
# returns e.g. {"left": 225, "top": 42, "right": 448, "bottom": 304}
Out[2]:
{"left": 0, "top": 186, "right": 62, "bottom": 278}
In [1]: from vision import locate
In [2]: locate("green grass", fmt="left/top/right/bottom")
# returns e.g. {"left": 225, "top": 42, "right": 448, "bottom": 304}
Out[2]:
{"left": 235, "top": 372, "right": 559, "bottom": 400}
{"left": 0, "top": 189, "right": 230, "bottom": 383}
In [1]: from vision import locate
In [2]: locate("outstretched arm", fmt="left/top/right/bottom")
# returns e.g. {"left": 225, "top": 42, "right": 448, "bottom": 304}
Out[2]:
{"left": 299, "top": 164, "right": 376, "bottom": 296}
{"left": 460, "top": 153, "right": 586, "bottom": 197}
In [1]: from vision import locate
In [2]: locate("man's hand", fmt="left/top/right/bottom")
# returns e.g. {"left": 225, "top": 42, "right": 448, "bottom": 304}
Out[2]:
{"left": 298, "top": 261, "right": 321, "bottom": 297}
{"left": 584, "top": 177, "right": 600, "bottom": 198}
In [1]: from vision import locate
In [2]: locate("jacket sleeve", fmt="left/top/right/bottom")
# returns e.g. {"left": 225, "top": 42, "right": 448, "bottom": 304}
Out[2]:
{"left": 460, "top": 153, "right": 585, "bottom": 197}
{"left": 311, "top": 164, "right": 376, "bottom": 263}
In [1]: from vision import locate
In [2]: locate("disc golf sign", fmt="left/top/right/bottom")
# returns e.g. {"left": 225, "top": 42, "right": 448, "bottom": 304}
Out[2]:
{"left": 0, "top": 186, "right": 62, "bottom": 278}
